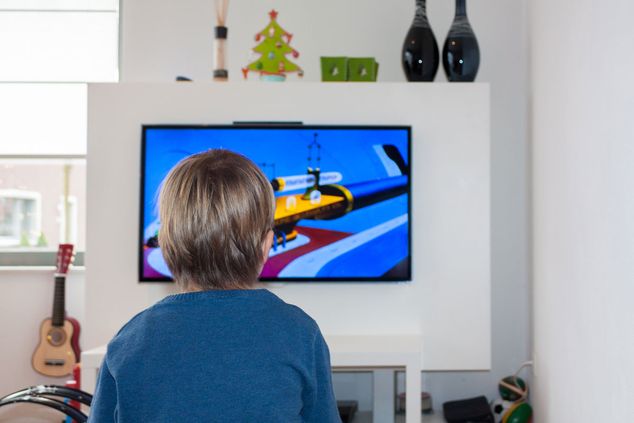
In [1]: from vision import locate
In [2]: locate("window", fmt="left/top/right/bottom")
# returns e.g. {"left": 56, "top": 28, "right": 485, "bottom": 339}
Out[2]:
{"left": 0, "top": 189, "right": 42, "bottom": 247}
{"left": 0, "top": 1, "right": 118, "bottom": 266}
{"left": 0, "top": 159, "right": 85, "bottom": 249}
{"left": 0, "top": 11, "right": 119, "bottom": 82}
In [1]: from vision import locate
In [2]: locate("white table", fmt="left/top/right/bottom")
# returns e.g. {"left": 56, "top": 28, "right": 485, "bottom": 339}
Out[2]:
{"left": 82, "top": 334, "right": 424, "bottom": 423}
{"left": 81, "top": 344, "right": 106, "bottom": 396}
{"left": 326, "top": 335, "right": 423, "bottom": 423}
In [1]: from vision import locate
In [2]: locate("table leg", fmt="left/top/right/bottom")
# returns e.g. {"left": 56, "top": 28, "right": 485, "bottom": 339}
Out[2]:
{"left": 82, "top": 366, "right": 98, "bottom": 394}
{"left": 372, "top": 370, "right": 395, "bottom": 423}
{"left": 405, "top": 362, "right": 422, "bottom": 423}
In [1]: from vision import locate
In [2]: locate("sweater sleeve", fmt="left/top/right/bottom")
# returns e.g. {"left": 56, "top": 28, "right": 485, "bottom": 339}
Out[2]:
{"left": 87, "top": 358, "right": 117, "bottom": 423}
{"left": 301, "top": 330, "right": 342, "bottom": 423}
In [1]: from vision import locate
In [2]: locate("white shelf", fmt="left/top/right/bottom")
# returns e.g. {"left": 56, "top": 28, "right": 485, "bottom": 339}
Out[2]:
{"left": 327, "top": 335, "right": 422, "bottom": 367}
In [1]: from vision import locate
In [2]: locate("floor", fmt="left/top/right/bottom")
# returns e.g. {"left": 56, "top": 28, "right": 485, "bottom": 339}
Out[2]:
{"left": 352, "top": 411, "right": 445, "bottom": 423}
{"left": 0, "top": 407, "right": 449, "bottom": 422}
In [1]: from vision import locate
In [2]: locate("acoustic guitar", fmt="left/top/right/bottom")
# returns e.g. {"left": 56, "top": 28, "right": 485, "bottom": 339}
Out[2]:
{"left": 32, "top": 244, "right": 81, "bottom": 377}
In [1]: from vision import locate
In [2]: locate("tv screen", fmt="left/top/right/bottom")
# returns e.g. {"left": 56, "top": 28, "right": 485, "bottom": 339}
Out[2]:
{"left": 140, "top": 125, "right": 411, "bottom": 282}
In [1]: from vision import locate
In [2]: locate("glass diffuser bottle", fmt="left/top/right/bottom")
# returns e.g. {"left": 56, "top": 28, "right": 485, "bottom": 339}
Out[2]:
{"left": 442, "top": 0, "right": 480, "bottom": 82}
{"left": 402, "top": 0, "right": 439, "bottom": 81}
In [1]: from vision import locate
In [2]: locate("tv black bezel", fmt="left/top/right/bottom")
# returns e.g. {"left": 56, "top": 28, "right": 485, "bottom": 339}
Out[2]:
{"left": 139, "top": 124, "right": 412, "bottom": 283}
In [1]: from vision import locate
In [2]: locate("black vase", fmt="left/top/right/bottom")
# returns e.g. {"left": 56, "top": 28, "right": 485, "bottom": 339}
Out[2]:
{"left": 442, "top": 0, "right": 480, "bottom": 82}
{"left": 402, "top": 0, "right": 439, "bottom": 82}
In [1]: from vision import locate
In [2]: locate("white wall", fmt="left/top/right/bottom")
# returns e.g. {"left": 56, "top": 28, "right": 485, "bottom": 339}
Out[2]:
{"left": 118, "top": 0, "right": 530, "bottom": 406}
{"left": 0, "top": 270, "right": 85, "bottom": 396}
{"left": 531, "top": 0, "right": 634, "bottom": 421}
{"left": 85, "top": 82, "right": 491, "bottom": 374}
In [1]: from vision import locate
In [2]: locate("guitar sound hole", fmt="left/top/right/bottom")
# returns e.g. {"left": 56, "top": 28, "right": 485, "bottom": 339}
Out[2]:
{"left": 47, "top": 328, "right": 66, "bottom": 346}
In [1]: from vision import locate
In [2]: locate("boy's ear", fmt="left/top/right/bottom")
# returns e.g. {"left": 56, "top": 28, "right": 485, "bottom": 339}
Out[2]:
{"left": 262, "top": 230, "right": 274, "bottom": 263}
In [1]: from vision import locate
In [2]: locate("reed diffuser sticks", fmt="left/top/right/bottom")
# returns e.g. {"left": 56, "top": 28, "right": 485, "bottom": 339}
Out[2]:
{"left": 213, "top": 0, "right": 229, "bottom": 80}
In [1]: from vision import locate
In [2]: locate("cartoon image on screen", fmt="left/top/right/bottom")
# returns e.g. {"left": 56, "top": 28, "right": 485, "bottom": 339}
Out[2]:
{"left": 141, "top": 126, "right": 410, "bottom": 282}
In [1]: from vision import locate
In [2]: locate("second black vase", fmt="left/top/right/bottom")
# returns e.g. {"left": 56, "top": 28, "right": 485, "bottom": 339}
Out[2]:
{"left": 442, "top": 0, "right": 480, "bottom": 82}
{"left": 402, "top": 0, "right": 439, "bottom": 82}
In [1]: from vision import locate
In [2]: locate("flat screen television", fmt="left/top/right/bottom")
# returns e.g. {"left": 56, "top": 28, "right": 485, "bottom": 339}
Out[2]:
{"left": 140, "top": 125, "right": 411, "bottom": 282}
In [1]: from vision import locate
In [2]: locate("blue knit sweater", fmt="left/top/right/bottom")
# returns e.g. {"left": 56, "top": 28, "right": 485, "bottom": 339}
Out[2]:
{"left": 88, "top": 289, "right": 341, "bottom": 423}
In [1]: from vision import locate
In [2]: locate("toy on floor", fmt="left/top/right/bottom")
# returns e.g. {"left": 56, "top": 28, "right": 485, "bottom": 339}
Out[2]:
{"left": 491, "top": 362, "right": 533, "bottom": 423}
{"left": 499, "top": 375, "right": 528, "bottom": 402}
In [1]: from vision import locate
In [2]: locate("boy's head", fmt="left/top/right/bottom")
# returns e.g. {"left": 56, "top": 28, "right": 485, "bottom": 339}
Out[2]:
{"left": 158, "top": 149, "right": 275, "bottom": 290}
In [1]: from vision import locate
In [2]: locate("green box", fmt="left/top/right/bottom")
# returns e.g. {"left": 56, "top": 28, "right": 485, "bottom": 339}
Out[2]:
{"left": 320, "top": 57, "right": 348, "bottom": 82}
{"left": 347, "top": 57, "right": 378, "bottom": 82}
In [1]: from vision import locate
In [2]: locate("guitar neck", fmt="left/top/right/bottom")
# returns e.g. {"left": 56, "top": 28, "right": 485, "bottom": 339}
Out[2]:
{"left": 52, "top": 275, "right": 66, "bottom": 327}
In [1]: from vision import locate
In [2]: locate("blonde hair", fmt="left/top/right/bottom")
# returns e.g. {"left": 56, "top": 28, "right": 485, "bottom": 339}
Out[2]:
{"left": 158, "top": 150, "right": 274, "bottom": 290}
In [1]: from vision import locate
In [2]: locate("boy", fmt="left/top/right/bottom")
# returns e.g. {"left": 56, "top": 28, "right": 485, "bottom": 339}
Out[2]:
{"left": 89, "top": 150, "right": 341, "bottom": 422}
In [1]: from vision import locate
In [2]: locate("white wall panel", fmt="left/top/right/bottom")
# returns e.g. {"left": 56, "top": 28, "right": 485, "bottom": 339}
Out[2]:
{"left": 86, "top": 82, "right": 491, "bottom": 371}
{"left": 0, "top": 84, "right": 86, "bottom": 155}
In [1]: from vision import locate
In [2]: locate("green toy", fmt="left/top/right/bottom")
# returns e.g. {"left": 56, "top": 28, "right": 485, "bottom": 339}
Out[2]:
{"left": 499, "top": 376, "right": 528, "bottom": 401}
{"left": 503, "top": 402, "right": 532, "bottom": 423}
{"left": 242, "top": 9, "right": 303, "bottom": 81}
